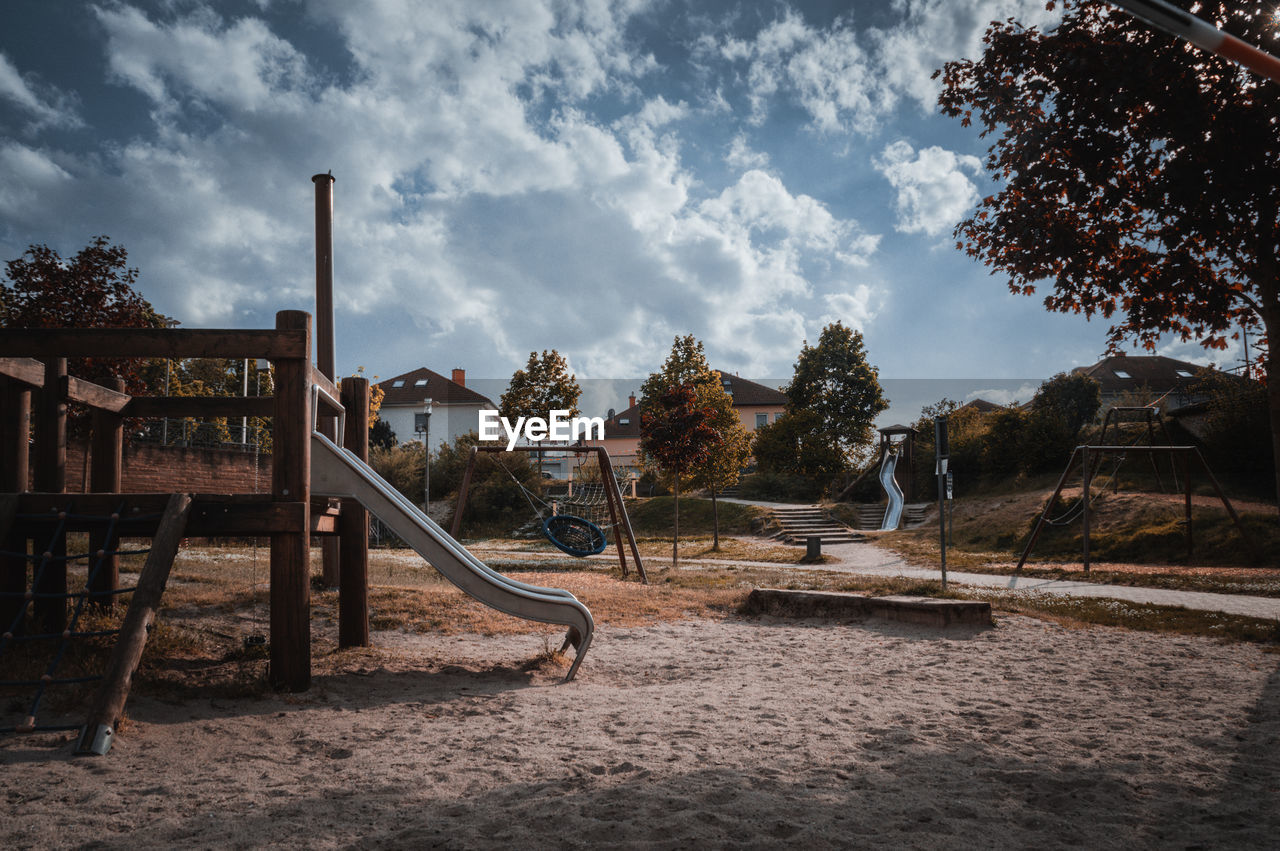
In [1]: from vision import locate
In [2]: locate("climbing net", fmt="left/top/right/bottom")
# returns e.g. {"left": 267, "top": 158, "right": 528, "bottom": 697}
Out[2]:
{"left": 1, "top": 506, "right": 154, "bottom": 735}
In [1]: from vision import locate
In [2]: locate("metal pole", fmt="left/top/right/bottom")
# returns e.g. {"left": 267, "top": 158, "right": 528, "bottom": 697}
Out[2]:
{"left": 422, "top": 398, "right": 432, "bottom": 516}
{"left": 934, "top": 416, "right": 948, "bottom": 590}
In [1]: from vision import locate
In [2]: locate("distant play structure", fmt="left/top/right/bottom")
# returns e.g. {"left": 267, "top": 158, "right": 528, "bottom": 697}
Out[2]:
{"left": 0, "top": 175, "right": 593, "bottom": 754}
{"left": 875, "top": 425, "right": 915, "bottom": 531}
{"left": 451, "top": 444, "right": 647, "bottom": 583}
{"left": 1017, "top": 440, "right": 1258, "bottom": 572}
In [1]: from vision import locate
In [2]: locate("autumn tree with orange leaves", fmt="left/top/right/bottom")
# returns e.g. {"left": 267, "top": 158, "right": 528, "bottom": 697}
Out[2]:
{"left": 937, "top": 1, "right": 1280, "bottom": 508}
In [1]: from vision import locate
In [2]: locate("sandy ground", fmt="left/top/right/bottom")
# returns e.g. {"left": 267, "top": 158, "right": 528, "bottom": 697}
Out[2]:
{"left": 3, "top": 613, "right": 1279, "bottom": 849}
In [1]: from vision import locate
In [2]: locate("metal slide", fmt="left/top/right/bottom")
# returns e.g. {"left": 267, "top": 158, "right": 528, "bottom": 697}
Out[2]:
{"left": 879, "top": 449, "right": 904, "bottom": 531}
{"left": 310, "top": 432, "right": 593, "bottom": 681}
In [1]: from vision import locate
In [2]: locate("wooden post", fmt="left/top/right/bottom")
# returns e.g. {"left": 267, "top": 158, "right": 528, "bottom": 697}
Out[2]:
{"left": 313, "top": 173, "right": 341, "bottom": 588}
{"left": 89, "top": 378, "right": 125, "bottom": 609}
{"left": 338, "top": 376, "right": 369, "bottom": 647}
{"left": 596, "top": 448, "right": 646, "bottom": 583}
{"left": 449, "top": 446, "right": 479, "bottom": 538}
{"left": 77, "top": 493, "right": 191, "bottom": 756}
{"left": 1, "top": 379, "right": 30, "bottom": 631}
{"left": 1081, "top": 445, "right": 1091, "bottom": 573}
{"left": 34, "top": 358, "right": 67, "bottom": 632}
{"left": 270, "top": 311, "right": 311, "bottom": 691}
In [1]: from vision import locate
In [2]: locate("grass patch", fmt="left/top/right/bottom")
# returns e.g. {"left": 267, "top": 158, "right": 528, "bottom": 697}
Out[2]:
{"left": 975, "top": 591, "right": 1280, "bottom": 647}
{"left": 626, "top": 496, "right": 769, "bottom": 537}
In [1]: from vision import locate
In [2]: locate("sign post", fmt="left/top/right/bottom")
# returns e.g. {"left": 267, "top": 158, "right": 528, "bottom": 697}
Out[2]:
{"left": 934, "top": 416, "right": 949, "bottom": 590}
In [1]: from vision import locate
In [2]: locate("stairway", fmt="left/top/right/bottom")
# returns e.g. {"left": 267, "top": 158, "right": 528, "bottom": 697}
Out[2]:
{"left": 770, "top": 506, "right": 864, "bottom": 545}
{"left": 846, "top": 502, "right": 933, "bottom": 530}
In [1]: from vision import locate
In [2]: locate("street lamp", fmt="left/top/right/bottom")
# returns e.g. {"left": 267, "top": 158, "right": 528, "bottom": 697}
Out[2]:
{"left": 415, "top": 398, "right": 433, "bottom": 515}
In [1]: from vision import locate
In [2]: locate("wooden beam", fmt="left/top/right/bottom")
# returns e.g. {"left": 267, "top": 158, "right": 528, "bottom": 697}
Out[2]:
{"left": 12, "top": 493, "right": 307, "bottom": 536}
{"left": 0, "top": 328, "right": 308, "bottom": 360}
{"left": 124, "top": 396, "right": 275, "bottom": 419}
{"left": 309, "top": 365, "right": 342, "bottom": 416}
{"left": 0, "top": 357, "right": 45, "bottom": 386}
{"left": 77, "top": 492, "right": 192, "bottom": 756}
{"left": 67, "top": 376, "right": 131, "bottom": 413}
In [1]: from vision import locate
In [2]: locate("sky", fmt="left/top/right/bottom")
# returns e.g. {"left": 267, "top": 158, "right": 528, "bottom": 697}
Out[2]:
{"left": 0, "top": 0, "right": 1250, "bottom": 424}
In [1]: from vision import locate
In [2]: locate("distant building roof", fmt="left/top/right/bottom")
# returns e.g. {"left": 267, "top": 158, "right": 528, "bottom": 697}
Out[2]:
{"left": 600, "top": 403, "right": 642, "bottom": 439}
{"left": 1070, "top": 355, "right": 1222, "bottom": 398}
{"left": 375, "top": 368, "right": 494, "bottom": 408}
{"left": 714, "top": 371, "right": 788, "bottom": 406}
{"left": 597, "top": 372, "right": 787, "bottom": 440}
{"left": 959, "top": 398, "right": 1004, "bottom": 413}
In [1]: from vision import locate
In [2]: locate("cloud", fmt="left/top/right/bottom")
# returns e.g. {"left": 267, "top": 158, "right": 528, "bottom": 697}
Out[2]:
{"left": 874, "top": 140, "right": 982, "bottom": 236}
{"left": 871, "top": 0, "right": 1062, "bottom": 110}
{"left": 725, "top": 133, "right": 769, "bottom": 169}
{"left": 0, "top": 52, "right": 81, "bottom": 130}
{"left": 716, "top": 10, "right": 891, "bottom": 134}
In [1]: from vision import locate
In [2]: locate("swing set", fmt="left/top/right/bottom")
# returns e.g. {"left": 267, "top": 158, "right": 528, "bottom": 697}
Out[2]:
{"left": 450, "top": 444, "right": 648, "bottom": 583}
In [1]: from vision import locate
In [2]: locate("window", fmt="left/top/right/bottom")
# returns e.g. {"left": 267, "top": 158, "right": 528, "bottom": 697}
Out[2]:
{"left": 619, "top": 418, "right": 630, "bottom": 425}
{"left": 414, "top": 412, "right": 429, "bottom": 432}
{"left": 414, "top": 379, "right": 428, "bottom": 387}
{"left": 392, "top": 379, "right": 405, "bottom": 388}
{"left": 1176, "top": 370, "right": 1194, "bottom": 378}
{"left": 755, "top": 413, "right": 768, "bottom": 428}
{"left": 1113, "top": 369, "right": 1131, "bottom": 379}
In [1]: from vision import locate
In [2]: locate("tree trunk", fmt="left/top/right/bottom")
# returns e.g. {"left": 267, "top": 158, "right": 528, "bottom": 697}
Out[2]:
{"left": 711, "top": 487, "right": 720, "bottom": 551}
{"left": 1266, "top": 307, "right": 1280, "bottom": 516}
{"left": 672, "top": 470, "right": 680, "bottom": 570}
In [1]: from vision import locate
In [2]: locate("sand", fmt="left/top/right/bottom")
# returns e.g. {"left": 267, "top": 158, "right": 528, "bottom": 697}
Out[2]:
{"left": 3, "top": 613, "right": 1279, "bottom": 849}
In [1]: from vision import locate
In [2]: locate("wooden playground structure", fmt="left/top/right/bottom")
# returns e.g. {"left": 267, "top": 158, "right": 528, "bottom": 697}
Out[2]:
{"left": 0, "top": 311, "right": 374, "bottom": 715}
{"left": 0, "top": 175, "right": 377, "bottom": 750}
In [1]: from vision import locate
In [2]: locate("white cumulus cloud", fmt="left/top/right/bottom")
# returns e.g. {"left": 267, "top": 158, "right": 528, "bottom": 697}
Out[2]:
{"left": 874, "top": 140, "right": 982, "bottom": 237}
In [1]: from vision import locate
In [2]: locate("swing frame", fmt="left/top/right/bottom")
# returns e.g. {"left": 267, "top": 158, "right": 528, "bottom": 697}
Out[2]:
{"left": 450, "top": 444, "right": 648, "bottom": 583}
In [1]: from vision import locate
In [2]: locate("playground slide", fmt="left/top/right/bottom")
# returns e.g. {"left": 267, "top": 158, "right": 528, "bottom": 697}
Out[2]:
{"left": 309, "top": 432, "right": 593, "bottom": 681}
{"left": 879, "top": 450, "right": 904, "bottom": 532}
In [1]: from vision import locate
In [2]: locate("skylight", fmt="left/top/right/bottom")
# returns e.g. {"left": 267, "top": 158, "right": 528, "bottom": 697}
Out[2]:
{"left": 1176, "top": 370, "right": 1194, "bottom": 378}
{"left": 1113, "top": 369, "right": 1131, "bottom": 379}
{"left": 392, "top": 379, "right": 405, "bottom": 388}
{"left": 414, "top": 379, "right": 428, "bottom": 386}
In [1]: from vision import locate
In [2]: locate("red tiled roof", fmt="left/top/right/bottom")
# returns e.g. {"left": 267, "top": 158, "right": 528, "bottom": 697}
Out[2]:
{"left": 600, "top": 403, "right": 642, "bottom": 439}
{"left": 713, "top": 371, "right": 787, "bottom": 405}
{"left": 375, "top": 368, "right": 494, "bottom": 407}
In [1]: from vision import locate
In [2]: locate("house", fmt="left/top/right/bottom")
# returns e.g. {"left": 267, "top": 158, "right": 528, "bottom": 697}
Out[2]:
{"left": 374, "top": 368, "right": 495, "bottom": 449}
{"left": 1071, "top": 354, "right": 1229, "bottom": 410}
{"left": 585, "top": 372, "right": 788, "bottom": 475}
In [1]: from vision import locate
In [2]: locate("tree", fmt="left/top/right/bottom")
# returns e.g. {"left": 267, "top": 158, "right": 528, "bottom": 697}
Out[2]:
{"left": 690, "top": 417, "right": 752, "bottom": 550}
{"left": 2, "top": 236, "right": 170, "bottom": 404}
{"left": 639, "top": 384, "right": 719, "bottom": 569}
{"left": 782, "top": 321, "right": 888, "bottom": 481}
{"left": 639, "top": 335, "right": 746, "bottom": 547}
{"left": 936, "top": 1, "right": 1280, "bottom": 507}
{"left": 500, "top": 349, "right": 581, "bottom": 477}
{"left": 499, "top": 349, "right": 581, "bottom": 421}
{"left": 753, "top": 409, "right": 848, "bottom": 488}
